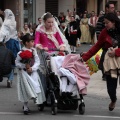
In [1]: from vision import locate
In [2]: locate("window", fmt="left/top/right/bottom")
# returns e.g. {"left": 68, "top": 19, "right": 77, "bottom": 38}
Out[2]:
{"left": 24, "top": 0, "right": 36, "bottom": 24}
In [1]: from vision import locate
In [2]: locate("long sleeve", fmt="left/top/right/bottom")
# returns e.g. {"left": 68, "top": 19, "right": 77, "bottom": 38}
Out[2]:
{"left": 65, "top": 26, "right": 69, "bottom": 40}
{"left": 82, "top": 29, "right": 107, "bottom": 61}
{"left": 96, "top": 15, "right": 105, "bottom": 38}
{"left": 55, "top": 32, "right": 64, "bottom": 46}
{"left": 115, "top": 48, "right": 120, "bottom": 57}
{"left": 15, "top": 52, "right": 25, "bottom": 69}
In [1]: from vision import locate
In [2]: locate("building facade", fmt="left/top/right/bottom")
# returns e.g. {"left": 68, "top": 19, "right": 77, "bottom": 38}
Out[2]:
{"left": 0, "top": 0, "right": 120, "bottom": 31}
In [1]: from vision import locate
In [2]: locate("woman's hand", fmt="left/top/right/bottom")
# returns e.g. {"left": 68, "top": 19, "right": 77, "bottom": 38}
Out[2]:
{"left": 60, "top": 46, "right": 65, "bottom": 51}
{"left": 26, "top": 67, "right": 32, "bottom": 73}
{"left": 25, "top": 63, "right": 30, "bottom": 69}
{"left": 25, "top": 64, "right": 32, "bottom": 73}
{"left": 44, "top": 47, "right": 48, "bottom": 51}
{"left": 37, "top": 45, "right": 43, "bottom": 49}
{"left": 108, "top": 48, "right": 115, "bottom": 57}
{"left": 80, "top": 52, "right": 87, "bottom": 56}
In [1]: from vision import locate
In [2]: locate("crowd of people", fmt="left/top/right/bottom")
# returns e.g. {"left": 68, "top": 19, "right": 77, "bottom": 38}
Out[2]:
{"left": 0, "top": 1, "right": 120, "bottom": 115}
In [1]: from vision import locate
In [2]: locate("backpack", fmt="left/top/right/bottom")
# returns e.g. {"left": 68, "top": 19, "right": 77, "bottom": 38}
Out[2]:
{"left": 0, "top": 49, "right": 12, "bottom": 82}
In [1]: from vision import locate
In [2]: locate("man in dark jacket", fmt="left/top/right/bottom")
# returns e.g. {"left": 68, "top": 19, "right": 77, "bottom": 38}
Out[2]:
{"left": 0, "top": 42, "right": 15, "bottom": 87}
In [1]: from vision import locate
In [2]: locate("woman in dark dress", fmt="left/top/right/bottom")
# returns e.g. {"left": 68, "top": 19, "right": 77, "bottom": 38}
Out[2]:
{"left": 65, "top": 15, "right": 81, "bottom": 53}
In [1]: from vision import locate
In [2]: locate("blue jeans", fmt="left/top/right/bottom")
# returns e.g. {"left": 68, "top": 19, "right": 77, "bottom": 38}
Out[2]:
{"left": 3, "top": 69, "right": 14, "bottom": 81}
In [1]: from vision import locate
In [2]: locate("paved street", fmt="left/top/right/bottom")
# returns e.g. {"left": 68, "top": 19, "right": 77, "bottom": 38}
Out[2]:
{"left": 0, "top": 44, "right": 120, "bottom": 120}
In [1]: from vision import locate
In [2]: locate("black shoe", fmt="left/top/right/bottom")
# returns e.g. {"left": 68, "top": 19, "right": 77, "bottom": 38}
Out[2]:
{"left": 24, "top": 110, "right": 29, "bottom": 115}
{"left": 109, "top": 102, "right": 116, "bottom": 111}
{"left": 38, "top": 104, "right": 44, "bottom": 111}
{"left": 23, "top": 106, "right": 31, "bottom": 115}
{"left": 7, "top": 80, "right": 12, "bottom": 88}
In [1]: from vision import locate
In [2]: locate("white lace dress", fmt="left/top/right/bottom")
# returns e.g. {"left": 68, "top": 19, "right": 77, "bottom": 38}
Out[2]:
{"left": 15, "top": 47, "right": 46, "bottom": 104}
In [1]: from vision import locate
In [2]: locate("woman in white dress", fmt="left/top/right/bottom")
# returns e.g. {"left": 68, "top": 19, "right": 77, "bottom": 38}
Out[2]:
{"left": 15, "top": 34, "right": 46, "bottom": 115}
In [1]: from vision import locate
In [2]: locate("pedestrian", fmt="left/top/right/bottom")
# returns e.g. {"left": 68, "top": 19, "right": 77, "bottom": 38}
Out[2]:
{"left": 38, "top": 17, "right": 42, "bottom": 25}
{"left": 58, "top": 12, "right": 66, "bottom": 29}
{"left": 96, "top": 1, "right": 115, "bottom": 81}
{"left": 80, "top": 13, "right": 91, "bottom": 44}
{"left": 15, "top": 34, "right": 46, "bottom": 115}
{"left": 34, "top": 12, "right": 71, "bottom": 97}
{"left": 73, "top": 11, "right": 80, "bottom": 26}
{"left": 29, "top": 27, "right": 34, "bottom": 36}
{"left": 88, "top": 11, "right": 98, "bottom": 45}
{"left": 0, "top": 9, "right": 21, "bottom": 87}
{"left": 22, "top": 23, "right": 30, "bottom": 35}
{"left": 81, "top": 13, "right": 120, "bottom": 112}
{"left": 66, "top": 9, "right": 73, "bottom": 26}
{"left": 17, "top": 31, "right": 24, "bottom": 48}
{"left": 65, "top": 15, "right": 81, "bottom": 53}
{"left": 36, "top": 17, "right": 42, "bottom": 28}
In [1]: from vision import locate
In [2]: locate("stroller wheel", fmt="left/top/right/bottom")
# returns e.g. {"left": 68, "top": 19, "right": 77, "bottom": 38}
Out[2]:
{"left": 38, "top": 104, "right": 44, "bottom": 111}
{"left": 51, "top": 103, "right": 57, "bottom": 115}
{"left": 79, "top": 103, "right": 85, "bottom": 115}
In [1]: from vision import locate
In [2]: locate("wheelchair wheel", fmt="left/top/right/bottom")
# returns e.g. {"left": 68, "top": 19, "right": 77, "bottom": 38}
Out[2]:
{"left": 79, "top": 103, "right": 85, "bottom": 115}
{"left": 38, "top": 104, "right": 44, "bottom": 111}
{"left": 51, "top": 103, "right": 57, "bottom": 115}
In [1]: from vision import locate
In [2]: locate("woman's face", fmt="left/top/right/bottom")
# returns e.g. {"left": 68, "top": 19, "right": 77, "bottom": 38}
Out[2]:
{"left": 83, "top": 14, "right": 87, "bottom": 18}
{"left": 70, "top": 16, "right": 75, "bottom": 22}
{"left": 24, "top": 24, "right": 28, "bottom": 30}
{"left": 44, "top": 18, "right": 54, "bottom": 29}
{"left": 104, "top": 18, "right": 115, "bottom": 30}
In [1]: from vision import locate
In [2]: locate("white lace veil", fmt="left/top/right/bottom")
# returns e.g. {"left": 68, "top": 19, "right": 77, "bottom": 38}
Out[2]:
{"left": 0, "top": 9, "right": 17, "bottom": 42}
{"left": 36, "top": 13, "right": 71, "bottom": 53}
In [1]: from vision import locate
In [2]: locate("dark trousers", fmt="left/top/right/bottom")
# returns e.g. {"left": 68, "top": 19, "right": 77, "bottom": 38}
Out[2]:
{"left": 106, "top": 75, "right": 118, "bottom": 103}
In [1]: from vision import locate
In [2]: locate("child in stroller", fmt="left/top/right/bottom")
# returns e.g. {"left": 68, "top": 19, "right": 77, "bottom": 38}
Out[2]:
{"left": 40, "top": 49, "right": 90, "bottom": 115}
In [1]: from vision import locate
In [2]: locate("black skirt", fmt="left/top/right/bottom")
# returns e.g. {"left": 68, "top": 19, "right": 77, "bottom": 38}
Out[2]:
{"left": 68, "top": 34, "right": 77, "bottom": 46}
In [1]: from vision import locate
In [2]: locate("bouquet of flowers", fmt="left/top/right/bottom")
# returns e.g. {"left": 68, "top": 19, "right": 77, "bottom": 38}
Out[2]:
{"left": 19, "top": 50, "right": 33, "bottom": 68}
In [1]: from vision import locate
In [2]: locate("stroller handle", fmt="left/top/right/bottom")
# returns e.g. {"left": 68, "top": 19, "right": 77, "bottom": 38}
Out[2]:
{"left": 48, "top": 48, "right": 69, "bottom": 55}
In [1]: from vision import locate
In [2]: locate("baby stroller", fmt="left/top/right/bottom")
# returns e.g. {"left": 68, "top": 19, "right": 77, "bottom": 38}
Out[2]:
{"left": 40, "top": 49, "right": 86, "bottom": 115}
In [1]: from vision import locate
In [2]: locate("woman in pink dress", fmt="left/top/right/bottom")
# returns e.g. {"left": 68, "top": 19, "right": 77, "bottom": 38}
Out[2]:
{"left": 34, "top": 12, "right": 71, "bottom": 53}
{"left": 34, "top": 13, "right": 71, "bottom": 96}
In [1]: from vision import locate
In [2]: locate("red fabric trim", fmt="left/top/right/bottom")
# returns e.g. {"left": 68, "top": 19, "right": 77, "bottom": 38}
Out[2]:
{"left": 70, "top": 31, "right": 77, "bottom": 34}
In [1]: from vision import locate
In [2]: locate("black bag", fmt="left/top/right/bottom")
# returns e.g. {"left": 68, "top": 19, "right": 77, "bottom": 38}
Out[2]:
{"left": 0, "top": 49, "right": 12, "bottom": 82}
